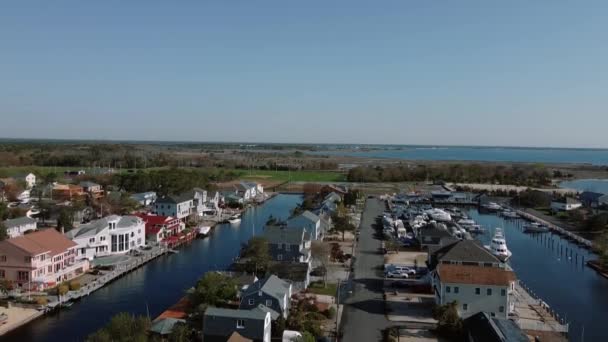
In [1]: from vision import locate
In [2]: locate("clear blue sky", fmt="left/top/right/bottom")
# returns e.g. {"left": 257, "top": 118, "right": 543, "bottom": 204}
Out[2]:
{"left": 1, "top": 1, "right": 607, "bottom": 148}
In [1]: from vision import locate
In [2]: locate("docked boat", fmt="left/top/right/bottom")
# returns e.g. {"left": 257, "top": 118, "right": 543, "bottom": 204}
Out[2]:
{"left": 501, "top": 210, "right": 519, "bottom": 219}
{"left": 467, "top": 225, "right": 485, "bottom": 234}
{"left": 482, "top": 202, "right": 502, "bottom": 212}
{"left": 458, "top": 218, "right": 476, "bottom": 226}
{"left": 485, "top": 228, "right": 512, "bottom": 261}
{"left": 424, "top": 208, "right": 452, "bottom": 222}
{"left": 228, "top": 214, "right": 241, "bottom": 224}
{"left": 523, "top": 222, "right": 550, "bottom": 233}
{"left": 197, "top": 225, "right": 211, "bottom": 236}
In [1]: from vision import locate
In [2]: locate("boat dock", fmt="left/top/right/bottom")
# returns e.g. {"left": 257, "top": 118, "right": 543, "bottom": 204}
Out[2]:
{"left": 514, "top": 209, "right": 593, "bottom": 249}
{"left": 512, "top": 281, "right": 569, "bottom": 336}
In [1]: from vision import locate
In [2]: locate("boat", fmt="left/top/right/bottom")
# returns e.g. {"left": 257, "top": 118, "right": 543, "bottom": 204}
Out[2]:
{"left": 228, "top": 214, "right": 241, "bottom": 224}
{"left": 467, "top": 225, "right": 485, "bottom": 233}
{"left": 458, "top": 219, "right": 476, "bottom": 226}
{"left": 485, "top": 228, "right": 512, "bottom": 261}
{"left": 197, "top": 225, "right": 211, "bottom": 236}
{"left": 523, "top": 222, "right": 550, "bottom": 233}
{"left": 501, "top": 210, "right": 519, "bottom": 219}
{"left": 61, "top": 302, "right": 74, "bottom": 309}
{"left": 424, "top": 208, "right": 452, "bottom": 222}
{"left": 481, "top": 202, "right": 502, "bottom": 212}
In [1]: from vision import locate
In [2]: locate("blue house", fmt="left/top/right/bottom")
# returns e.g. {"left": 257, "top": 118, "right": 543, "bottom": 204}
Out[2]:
{"left": 286, "top": 211, "right": 322, "bottom": 240}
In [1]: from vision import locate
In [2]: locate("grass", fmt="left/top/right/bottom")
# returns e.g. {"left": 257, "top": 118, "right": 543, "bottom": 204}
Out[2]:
{"left": 235, "top": 169, "right": 346, "bottom": 182}
{"left": 307, "top": 281, "right": 338, "bottom": 296}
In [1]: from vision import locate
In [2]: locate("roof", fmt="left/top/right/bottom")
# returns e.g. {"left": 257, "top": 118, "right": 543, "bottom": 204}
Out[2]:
{"left": 205, "top": 307, "right": 268, "bottom": 320}
{"left": 5, "top": 229, "right": 77, "bottom": 256}
{"left": 79, "top": 181, "right": 100, "bottom": 188}
{"left": 464, "top": 312, "right": 528, "bottom": 342}
{"left": 431, "top": 240, "right": 500, "bottom": 266}
{"left": 241, "top": 275, "right": 291, "bottom": 307}
{"left": 135, "top": 214, "right": 178, "bottom": 226}
{"left": 437, "top": 264, "right": 516, "bottom": 286}
{"left": 150, "top": 318, "right": 186, "bottom": 335}
{"left": 252, "top": 304, "right": 280, "bottom": 320}
{"left": 580, "top": 191, "right": 605, "bottom": 202}
{"left": 227, "top": 332, "right": 253, "bottom": 342}
{"left": 156, "top": 193, "right": 193, "bottom": 204}
{"left": 553, "top": 197, "right": 581, "bottom": 204}
{"left": 156, "top": 296, "right": 190, "bottom": 320}
{"left": 419, "top": 224, "right": 454, "bottom": 239}
{"left": 3, "top": 216, "right": 37, "bottom": 229}
{"left": 66, "top": 215, "right": 142, "bottom": 239}
{"left": 263, "top": 226, "right": 306, "bottom": 245}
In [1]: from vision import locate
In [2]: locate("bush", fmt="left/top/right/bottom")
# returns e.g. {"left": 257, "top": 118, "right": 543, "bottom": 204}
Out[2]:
{"left": 325, "top": 306, "right": 336, "bottom": 319}
{"left": 69, "top": 281, "right": 81, "bottom": 291}
{"left": 34, "top": 296, "right": 48, "bottom": 305}
{"left": 57, "top": 283, "right": 69, "bottom": 296}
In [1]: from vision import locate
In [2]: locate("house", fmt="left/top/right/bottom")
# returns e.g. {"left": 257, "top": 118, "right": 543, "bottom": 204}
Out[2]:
{"left": 135, "top": 214, "right": 182, "bottom": 244}
{"left": 80, "top": 181, "right": 104, "bottom": 199}
{"left": 239, "top": 275, "right": 292, "bottom": 319}
{"left": 130, "top": 191, "right": 157, "bottom": 206}
{"left": 418, "top": 223, "right": 459, "bottom": 253}
{"left": 464, "top": 312, "right": 528, "bottom": 342}
{"left": 323, "top": 192, "right": 342, "bottom": 204}
{"left": 0, "top": 229, "right": 89, "bottom": 289}
{"left": 66, "top": 215, "right": 146, "bottom": 260}
{"left": 184, "top": 188, "right": 208, "bottom": 217}
{"left": 64, "top": 170, "right": 86, "bottom": 177}
{"left": 154, "top": 194, "right": 193, "bottom": 221}
{"left": 263, "top": 226, "right": 311, "bottom": 263}
{"left": 203, "top": 307, "right": 271, "bottom": 342}
{"left": 201, "top": 190, "right": 222, "bottom": 216}
{"left": 430, "top": 240, "right": 516, "bottom": 319}
{"left": 267, "top": 262, "right": 310, "bottom": 292}
{"left": 579, "top": 191, "right": 608, "bottom": 208}
{"left": 14, "top": 173, "right": 36, "bottom": 189}
{"left": 149, "top": 317, "right": 186, "bottom": 337}
{"left": 52, "top": 183, "right": 85, "bottom": 200}
{"left": 2, "top": 216, "right": 37, "bottom": 238}
{"left": 235, "top": 182, "right": 261, "bottom": 202}
{"left": 551, "top": 197, "right": 582, "bottom": 212}
{"left": 320, "top": 185, "right": 348, "bottom": 196}
{"left": 286, "top": 211, "right": 323, "bottom": 241}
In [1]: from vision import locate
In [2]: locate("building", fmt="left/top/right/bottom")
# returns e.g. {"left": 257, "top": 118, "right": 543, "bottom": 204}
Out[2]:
{"left": 135, "top": 214, "right": 182, "bottom": 244}
{"left": 79, "top": 181, "right": 104, "bottom": 199}
{"left": 0, "top": 229, "right": 89, "bottom": 289}
{"left": 52, "top": 183, "right": 85, "bottom": 200}
{"left": 464, "top": 312, "right": 528, "bottom": 342}
{"left": 2, "top": 216, "right": 37, "bottom": 238}
{"left": 418, "top": 223, "right": 458, "bottom": 255}
{"left": 66, "top": 215, "right": 146, "bottom": 260}
{"left": 286, "top": 211, "right": 323, "bottom": 241}
{"left": 239, "top": 275, "right": 292, "bottom": 319}
{"left": 430, "top": 240, "right": 516, "bottom": 319}
{"left": 263, "top": 226, "right": 311, "bottom": 263}
{"left": 130, "top": 191, "right": 157, "bottom": 206}
{"left": 13, "top": 173, "right": 36, "bottom": 189}
{"left": 203, "top": 307, "right": 271, "bottom": 342}
{"left": 234, "top": 182, "right": 262, "bottom": 202}
{"left": 579, "top": 191, "right": 608, "bottom": 208}
{"left": 551, "top": 197, "right": 582, "bottom": 212}
{"left": 154, "top": 194, "right": 193, "bottom": 221}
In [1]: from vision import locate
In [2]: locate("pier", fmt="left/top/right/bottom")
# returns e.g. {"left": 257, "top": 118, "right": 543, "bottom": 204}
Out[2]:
{"left": 514, "top": 209, "right": 593, "bottom": 249}
{"left": 512, "top": 281, "right": 569, "bottom": 336}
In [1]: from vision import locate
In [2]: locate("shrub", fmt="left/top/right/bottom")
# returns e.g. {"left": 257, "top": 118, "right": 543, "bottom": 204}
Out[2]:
{"left": 34, "top": 296, "right": 48, "bottom": 305}
{"left": 69, "top": 281, "right": 81, "bottom": 291}
{"left": 325, "top": 306, "right": 336, "bottom": 319}
{"left": 57, "top": 283, "right": 69, "bottom": 296}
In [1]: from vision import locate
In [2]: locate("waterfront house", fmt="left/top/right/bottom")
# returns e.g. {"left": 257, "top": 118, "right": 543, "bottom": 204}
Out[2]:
{"left": 286, "top": 211, "right": 323, "bottom": 241}
{"left": 130, "top": 191, "right": 157, "bottom": 206}
{"left": 79, "top": 181, "right": 104, "bottom": 199}
{"left": 263, "top": 226, "right": 311, "bottom": 263}
{"left": 135, "top": 213, "right": 182, "bottom": 244}
{"left": 52, "top": 183, "right": 85, "bottom": 200}
{"left": 430, "top": 240, "right": 516, "bottom": 319}
{"left": 204, "top": 307, "right": 271, "bottom": 342}
{"left": 320, "top": 184, "right": 348, "bottom": 196}
{"left": 464, "top": 311, "right": 528, "bottom": 342}
{"left": 418, "top": 223, "right": 458, "bottom": 254}
{"left": 13, "top": 173, "right": 36, "bottom": 189}
{"left": 550, "top": 197, "right": 582, "bottom": 212}
{"left": 579, "top": 191, "right": 608, "bottom": 208}
{"left": 154, "top": 194, "right": 193, "bottom": 221}
{"left": 234, "top": 181, "right": 262, "bottom": 202}
{"left": 239, "top": 275, "right": 292, "bottom": 319}
{"left": 0, "top": 229, "right": 89, "bottom": 289}
{"left": 2, "top": 216, "right": 37, "bottom": 238}
{"left": 66, "top": 215, "right": 146, "bottom": 260}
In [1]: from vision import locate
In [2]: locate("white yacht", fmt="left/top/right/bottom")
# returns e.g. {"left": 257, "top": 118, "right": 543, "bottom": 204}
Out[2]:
{"left": 485, "top": 228, "right": 512, "bottom": 261}
{"left": 523, "top": 222, "right": 550, "bottom": 233}
{"left": 482, "top": 202, "right": 502, "bottom": 212}
{"left": 197, "top": 225, "right": 211, "bottom": 236}
{"left": 228, "top": 214, "right": 241, "bottom": 224}
{"left": 424, "top": 208, "right": 452, "bottom": 222}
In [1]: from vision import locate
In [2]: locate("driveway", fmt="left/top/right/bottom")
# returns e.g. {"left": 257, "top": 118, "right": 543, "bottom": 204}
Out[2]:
{"left": 340, "top": 198, "right": 390, "bottom": 341}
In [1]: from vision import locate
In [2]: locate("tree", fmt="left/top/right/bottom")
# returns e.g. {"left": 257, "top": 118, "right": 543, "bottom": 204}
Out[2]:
{"left": 586, "top": 213, "right": 608, "bottom": 232}
{"left": 432, "top": 301, "right": 464, "bottom": 339}
{"left": 343, "top": 190, "right": 361, "bottom": 206}
{"left": 331, "top": 214, "right": 355, "bottom": 241}
{"left": 242, "top": 236, "right": 271, "bottom": 274}
{"left": 595, "top": 231, "right": 608, "bottom": 267}
{"left": 272, "top": 316, "right": 286, "bottom": 338}
{"left": 57, "top": 207, "right": 75, "bottom": 232}
{"left": 86, "top": 312, "right": 151, "bottom": 342}
{"left": 0, "top": 222, "right": 7, "bottom": 241}
{"left": 0, "top": 279, "right": 12, "bottom": 295}
{"left": 189, "top": 272, "right": 238, "bottom": 308}
{"left": 0, "top": 202, "right": 8, "bottom": 221}
{"left": 311, "top": 241, "right": 330, "bottom": 286}
{"left": 294, "top": 331, "right": 316, "bottom": 342}
{"left": 168, "top": 322, "right": 191, "bottom": 342}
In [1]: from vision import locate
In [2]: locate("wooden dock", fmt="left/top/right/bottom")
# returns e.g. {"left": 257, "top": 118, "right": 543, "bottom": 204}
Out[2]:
{"left": 514, "top": 209, "right": 593, "bottom": 249}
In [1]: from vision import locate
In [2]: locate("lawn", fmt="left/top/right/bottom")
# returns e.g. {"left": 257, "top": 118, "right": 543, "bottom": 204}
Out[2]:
{"left": 307, "top": 282, "right": 338, "bottom": 296}
{"left": 234, "top": 169, "right": 346, "bottom": 182}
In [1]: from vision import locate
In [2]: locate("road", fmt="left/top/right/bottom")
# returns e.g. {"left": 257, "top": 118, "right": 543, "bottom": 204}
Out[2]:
{"left": 340, "top": 198, "right": 390, "bottom": 341}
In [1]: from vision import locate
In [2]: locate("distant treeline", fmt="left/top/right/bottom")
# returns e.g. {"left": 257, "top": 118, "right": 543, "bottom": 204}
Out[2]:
{"left": 347, "top": 164, "right": 552, "bottom": 186}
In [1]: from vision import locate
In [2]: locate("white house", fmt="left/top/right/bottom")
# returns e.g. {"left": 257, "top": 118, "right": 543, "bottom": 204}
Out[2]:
{"left": 66, "top": 215, "right": 146, "bottom": 260}
{"left": 130, "top": 191, "right": 157, "bottom": 206}
{"left": 551, "top": 197, "right": 583, "bottom": 212}
{"left": 234, "top": 181, "right": 264, "bottom": 202}
{"left": 16, "top": 173, "right": 36, "bottom": 189}
{"left": 154, "top": 194, "right": 193, "bottom": 221}
{"left": 2, "top": 216, "right": 37, "bottom": 238}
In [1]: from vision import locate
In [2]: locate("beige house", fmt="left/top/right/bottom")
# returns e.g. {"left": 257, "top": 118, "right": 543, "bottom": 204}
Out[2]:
{"left": 0, "top": 229, "right": 89, "bottom": 289}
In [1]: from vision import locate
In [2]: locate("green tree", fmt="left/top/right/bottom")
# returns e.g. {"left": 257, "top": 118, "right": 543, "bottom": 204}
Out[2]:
{"left": 586, "top": 213, "right": 608, "bottom": 232}
{"left": 294, "top": 331, "right": 316, "bottom": 342}
{"left": 86, "top": 312, "right": 151, "bottom": 342}
{"left": 594, "top": 231, "right": 608, "bottom": 267}
{"left": 311, "top": 241, "right": 330, "bottom": 286}
{"left": 168, "top": 322, "right": 191, "bottom": 342}
{"left": 189, "top": 272, "right": 238, "bottom": 307}
{"left": 57, "top": 207, "right": 74, "bottom": 232}
{"left": 0, "top": 222, "right": 8, "bottom": 241}
{"left": 0, "top": 202, "right": 8, "bottom": 221}
{"left": 432, "top": 301, "right": 464, "bottom": 339}
{"left": 242, "top": 236, "right": 271, "bottom": 274}
{"left": 0, "top": 279, "right": 12, "bottom": 295}
{"left": 331, "top": 214, "right": 355, "bottom": 242}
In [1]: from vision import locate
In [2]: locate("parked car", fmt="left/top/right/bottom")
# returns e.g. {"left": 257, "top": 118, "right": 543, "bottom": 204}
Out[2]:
{"left": 386, "top": 271, "right": 409, "bottom": 278}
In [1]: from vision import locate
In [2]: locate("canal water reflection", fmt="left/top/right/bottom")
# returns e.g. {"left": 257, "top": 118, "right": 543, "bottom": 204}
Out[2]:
{"left": 5, "top": 194, "right": 302, "bottom": 342}
{"left": 467, "top": 209, "right": 608, "bottom": 342}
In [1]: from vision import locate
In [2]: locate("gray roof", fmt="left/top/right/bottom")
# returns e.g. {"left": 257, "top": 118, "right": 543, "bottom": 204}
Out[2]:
{"left": 263, "top": 226, "right": 306, "bottom": 245}
{"left": 66, "top": 215, "right": 141, "bottom": 239}
{"left": 150, "top": 318, "right": 186, "bottom": 335}
{"left": 464, "top": 312, "right": 528, "bottom": 342}
{"left": 419, "top": 224, "right": 454, "bottom": 239}
{"left": 252, "top": 304, "right": 279, "bottom": 320}
{"left": 431, "top": 240, "right": 500, "bottom": 267}
{"left": 205, "top": 307, "right": 268, "bottom": 320}
{"left": 79, "top": 181, "right": 100, "bottom": 188}
{"left": 553, "top": 197, "right": 581, "bottom": 204}
{"left": 3, "top": 216, "right": 37, "bottom": 229}
{"left": 156, "top": 193, "right": 193, "bottom": 204}
{"left": 579, "top": 191, "right": 605, "bottom": 202}
{"left": 241, "top": 275, "right": 290, "bottom": 308}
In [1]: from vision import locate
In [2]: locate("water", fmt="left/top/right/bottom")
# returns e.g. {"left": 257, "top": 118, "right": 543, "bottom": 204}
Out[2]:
{"left": 468, "top": 210, "right": 608, "bottom": 341}
{"left": 310, "top": 146, "right": 608, "bottom": 165}
{"left": 560, "top": 179, "right": 608, "bottom": 194}
{"left": 5, "top": 194, "right": 302, "bottom": 342}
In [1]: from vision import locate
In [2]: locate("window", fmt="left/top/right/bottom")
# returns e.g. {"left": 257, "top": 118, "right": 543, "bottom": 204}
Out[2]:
{"left": 0, "top": 270, "right": 5, "bottom": 278}
{"left": 248, "top": 299, "right": 254, "bottom": 305}
{"left": 490, "top": 312, "right": 496, "bottom": 317}
{"left": 446, "top": 286, "right": 451, "bottom": 293}
{"left": 499, "top": 306, "right": 504, "bottom": 313}
{"left": 81, "top": 248, "right": 86, "bottom": 254}
{"left": 266, "top": 300, "right": 272, "bottom": 307}
{"left": 89, "top": 238, "right": 95, "bottom": 243}
{"left": 17, "top": 271, "right": 29, "bottom": 281}
{"left": 277, "top": 254, "right": 283, "bottom": 261}
{"left": 131, "top": 232, "right": 134, "bottom": 237}
{"left": 462, "top": 303, "right": 468, "bottom": 311}
{"left": 475, "top": 288, "right": 480, "bottom": 295}
{"left": 236, "top": 319, "right": 244, "bottom": 329}
{"left": 487, "top": 289, "right": 492, "bottom": 296}
{"left": 24, "top": 256, "right": 32, "bottom": 263}
{"left": 0, "top": 256, "right": 6, "bottom": 262}
{"left": 285, "top": 244, "right": 291, "bottom": 251}
{"left": 454, "top": 287, "right": 459, "bottom": 294}
{"left": 48, "top": 265, "right": 52, "bottom": 272}
{"left": 501, "top": 289, "right": 506, "bottom": 296}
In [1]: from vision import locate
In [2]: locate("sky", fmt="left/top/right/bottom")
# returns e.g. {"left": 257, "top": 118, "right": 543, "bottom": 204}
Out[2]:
{"left": 1, "top": 1, "right": 607, "bottom": 148}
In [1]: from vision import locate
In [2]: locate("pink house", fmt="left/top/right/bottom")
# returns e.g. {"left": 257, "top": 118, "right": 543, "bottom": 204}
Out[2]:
{"left": 0, "top": 229, "right": 89, "bottom": 289}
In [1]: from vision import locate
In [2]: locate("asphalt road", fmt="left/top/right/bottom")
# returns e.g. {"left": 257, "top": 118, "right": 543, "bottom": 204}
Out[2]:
{"left": 340, "top": 198, "right": 390, "bottom": 342}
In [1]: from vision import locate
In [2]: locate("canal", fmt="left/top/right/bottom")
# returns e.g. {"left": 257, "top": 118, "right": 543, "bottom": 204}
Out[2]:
{"left": 468, "top": 209, "right": 608, "bottom": 342}
{"left": 5, "top": 194, "right": 303, "bottom": 342}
